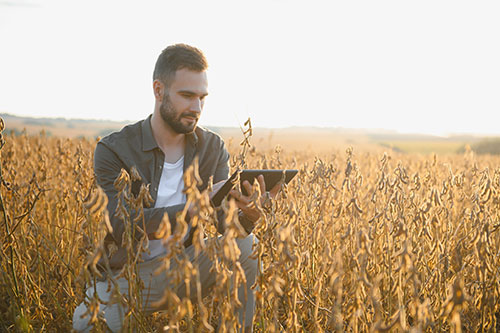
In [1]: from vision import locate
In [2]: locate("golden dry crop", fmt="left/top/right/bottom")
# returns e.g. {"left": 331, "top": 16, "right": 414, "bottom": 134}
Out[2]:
{"left": 1, "top": 118, "right": 500, "bottom": 332}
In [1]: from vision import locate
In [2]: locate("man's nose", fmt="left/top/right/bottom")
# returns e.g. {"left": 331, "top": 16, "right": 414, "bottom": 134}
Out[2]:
{"left": 190, "top": 98, "right": 203, "bottom": 113}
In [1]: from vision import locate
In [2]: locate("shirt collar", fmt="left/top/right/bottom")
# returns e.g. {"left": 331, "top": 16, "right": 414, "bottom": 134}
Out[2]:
{"left": 141, "top": 115, "right": 158, "bottom": 151}
{"left": 187, "top": 128, "right": 199, "bottom": 146}
{"left": 141, "top": 114, "right": 199, "bottom": 152}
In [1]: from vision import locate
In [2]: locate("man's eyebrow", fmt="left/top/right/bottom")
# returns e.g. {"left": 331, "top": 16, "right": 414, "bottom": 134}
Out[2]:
{"left": 178, "top": 90, "right": 209, "bottom": 97}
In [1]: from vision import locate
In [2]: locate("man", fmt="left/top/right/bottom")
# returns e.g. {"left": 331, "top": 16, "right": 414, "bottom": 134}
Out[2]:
{"left": 73, "top": 44, "right": 275, "bottom": 332}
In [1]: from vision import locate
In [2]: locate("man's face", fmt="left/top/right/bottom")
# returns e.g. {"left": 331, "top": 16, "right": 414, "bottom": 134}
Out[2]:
{"left": 159, "top": 68, "right": 208, "bottom": 134}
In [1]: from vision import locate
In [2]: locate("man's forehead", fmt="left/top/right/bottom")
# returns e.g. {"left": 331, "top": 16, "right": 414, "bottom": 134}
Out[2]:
{"left": 170, "top": 68, "right": 208, "bottom": 88}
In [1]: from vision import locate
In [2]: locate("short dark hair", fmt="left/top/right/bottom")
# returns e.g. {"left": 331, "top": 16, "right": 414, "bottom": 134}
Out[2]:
{"left": 153, "top": 44, "right": 208, "bottom": 87}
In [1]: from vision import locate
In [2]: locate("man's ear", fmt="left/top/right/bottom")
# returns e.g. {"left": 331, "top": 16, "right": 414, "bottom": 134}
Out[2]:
{"left": 153, "top": 80, "right": 165, "bottom": 102}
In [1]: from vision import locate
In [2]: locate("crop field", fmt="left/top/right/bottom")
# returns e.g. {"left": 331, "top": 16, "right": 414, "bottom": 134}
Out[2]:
{"left": 1, "top": 118, "right": 500, "bottom": 332}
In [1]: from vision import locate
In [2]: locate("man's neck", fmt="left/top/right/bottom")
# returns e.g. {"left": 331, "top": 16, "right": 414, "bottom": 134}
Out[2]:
{"left": 150, "top": 112, "right": 186, "bottom": 163}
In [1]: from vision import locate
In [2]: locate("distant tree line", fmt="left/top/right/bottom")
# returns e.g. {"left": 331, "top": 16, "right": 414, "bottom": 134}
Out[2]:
{"left": 457, "top": 138, "right": 500, "bottom": 155}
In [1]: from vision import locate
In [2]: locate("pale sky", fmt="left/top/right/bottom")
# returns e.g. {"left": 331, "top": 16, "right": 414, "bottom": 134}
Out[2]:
{"left": 1, "top": 0, "right": 499, "bottom": 136}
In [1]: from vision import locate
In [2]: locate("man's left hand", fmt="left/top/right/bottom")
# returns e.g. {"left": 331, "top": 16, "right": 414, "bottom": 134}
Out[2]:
{"left": 229, "top": 174, "right": 280, "bottom": 223}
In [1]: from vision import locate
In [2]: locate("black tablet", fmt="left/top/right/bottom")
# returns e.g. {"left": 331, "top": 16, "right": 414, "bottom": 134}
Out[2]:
{"left": 211, "top": 169, "right": 298, "bottom": 207}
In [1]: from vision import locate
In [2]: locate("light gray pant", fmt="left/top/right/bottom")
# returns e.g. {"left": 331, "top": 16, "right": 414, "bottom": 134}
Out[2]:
{"left": 73, "top": 234, "right": 258, "bottom": 332}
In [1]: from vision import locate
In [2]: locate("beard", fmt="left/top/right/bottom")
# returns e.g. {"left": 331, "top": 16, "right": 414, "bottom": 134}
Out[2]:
{"left": 159, "top": 94, "right": 199, "bottom": 134}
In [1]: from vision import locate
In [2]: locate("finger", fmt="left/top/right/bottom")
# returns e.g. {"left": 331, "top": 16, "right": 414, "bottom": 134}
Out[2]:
{"left": 229, "top": 189, "right": 250, "bottom": 204}
{"left": 229, "top": 189, "right": 240, "bottom": 200}
{"left": 257, "top": 174, "right": 266, "bottom": 194}
{"left": 269, "top": 183, "right": 281, "bottom": 198}
{"left": 234, "top": 200, "right": 251, "bottom": 211}
{"left": 243, "top": 180, "right": 253, "bottom": 196}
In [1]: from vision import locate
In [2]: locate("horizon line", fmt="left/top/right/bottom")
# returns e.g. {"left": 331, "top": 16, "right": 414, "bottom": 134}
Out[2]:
{"left": 1, "top": 112, "right": 498, "bottom": 138}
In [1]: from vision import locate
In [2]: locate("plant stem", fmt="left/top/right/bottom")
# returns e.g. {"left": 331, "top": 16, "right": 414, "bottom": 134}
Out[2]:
{"left": 0, "top": 138, "right": 21, "bottom": 310}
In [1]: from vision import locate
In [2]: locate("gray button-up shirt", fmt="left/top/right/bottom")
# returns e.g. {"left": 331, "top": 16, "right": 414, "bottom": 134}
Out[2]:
{"left": 94, "top": 115, "right": 231, "bottom": 269}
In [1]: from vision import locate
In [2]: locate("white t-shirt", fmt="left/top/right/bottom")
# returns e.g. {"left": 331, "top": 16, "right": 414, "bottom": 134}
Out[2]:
{"left": 143, "top": 156, "right": 187, "bottom": 260}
